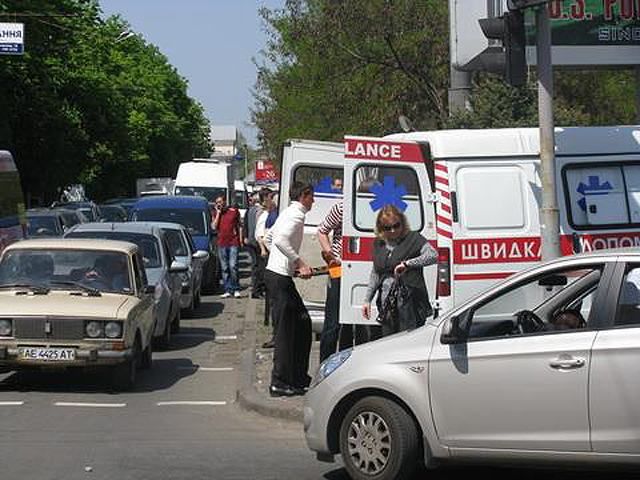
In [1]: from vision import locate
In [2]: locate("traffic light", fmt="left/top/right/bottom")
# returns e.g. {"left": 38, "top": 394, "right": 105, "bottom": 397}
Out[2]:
{"left": 477, "top": 11, "right": 527, "bottom": 87}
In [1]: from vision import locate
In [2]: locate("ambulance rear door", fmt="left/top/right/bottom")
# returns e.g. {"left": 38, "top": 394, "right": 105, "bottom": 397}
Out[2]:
{"left": 279, "top": 140, "right": 343, "bottom": 328}
{"left": 340, "top": 136, "right": 435, "bottom": 325}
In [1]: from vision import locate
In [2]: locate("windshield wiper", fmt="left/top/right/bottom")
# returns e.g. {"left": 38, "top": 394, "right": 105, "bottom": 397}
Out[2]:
{"left": 0, "top": 283, "right": 50, "bottom": 294}
{"left": 49, "top": 281, "right": 101, "bottom": 297}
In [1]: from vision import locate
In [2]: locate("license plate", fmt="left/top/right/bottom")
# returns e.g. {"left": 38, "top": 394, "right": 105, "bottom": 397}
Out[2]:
{"left": 18, "top": 347, "right": 76, "bottom": 361}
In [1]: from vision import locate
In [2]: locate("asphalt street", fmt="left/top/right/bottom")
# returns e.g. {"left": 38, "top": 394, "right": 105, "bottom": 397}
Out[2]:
{"left": 0, "top": 275, "right": 637, "bottom": 480}
{"left": 0, "top": 290, "right": 343, "bottom": 480}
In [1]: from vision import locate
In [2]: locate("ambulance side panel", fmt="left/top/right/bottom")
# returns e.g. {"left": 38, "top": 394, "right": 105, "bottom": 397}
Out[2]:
{"left": 446, "top": 158, "right": 541, "bottom": 309}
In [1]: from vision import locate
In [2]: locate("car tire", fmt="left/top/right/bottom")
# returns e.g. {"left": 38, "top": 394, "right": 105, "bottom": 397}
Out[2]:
{"left": 193, "top": 289, "right": 201, "bottom": 310}
{"left": 140, "top": 338, "right": 152, "bottom": 370}
{"left": 112, "top": 339, "right": 139, "bottom": 391}
{"left": 171, "top": 307, "right": 181, "bottom": 334}
{"left": 158, "top": 311, "right": 172, "bottom": 350}
{"left": 339, "top": 397, "right": 420, "bottom": 480}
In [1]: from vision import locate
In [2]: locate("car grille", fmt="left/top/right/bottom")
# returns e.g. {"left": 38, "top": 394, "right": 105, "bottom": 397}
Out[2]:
{"left": 13, "top": 317, "right": 85, "bottom": 340}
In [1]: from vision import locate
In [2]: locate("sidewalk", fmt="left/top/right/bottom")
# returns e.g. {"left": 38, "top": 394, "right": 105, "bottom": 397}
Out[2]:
{"left": 236, "top": 296, "right": 320, "bottom": 423}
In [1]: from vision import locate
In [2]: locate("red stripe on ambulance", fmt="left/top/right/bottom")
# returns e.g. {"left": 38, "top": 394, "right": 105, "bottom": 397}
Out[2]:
{"left": 454, "top": 237, "right": 542, "bottom": 264}
{"left": 344, "top": 138, "right": 424, "bottom": 163}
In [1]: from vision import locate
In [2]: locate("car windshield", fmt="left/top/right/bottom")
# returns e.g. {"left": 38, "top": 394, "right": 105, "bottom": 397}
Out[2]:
{"left": 174, "top": 186, "right": 226, "bottom": 203}
{"left": 66, "top": 232, "right": 162, "bottom": 268}
{"left": 100, "top": 206, "right": 126, "bottom": 222}
{"left": 0, "top": 249, "right": 132, "bottom": 294}
{"left": 163, "top": 229, "right": 189, "bottom": 257}
{"left": 134, "top": 208, "right": 207, "bottom": 235}
{"left": 26, "top": 216, "right": 60, "bottom": 237}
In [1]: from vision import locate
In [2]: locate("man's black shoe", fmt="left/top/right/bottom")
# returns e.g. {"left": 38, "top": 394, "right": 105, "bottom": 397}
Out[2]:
{"left": 269, "top": 385, "right": 297, "bottom": 397}
{"left": 262, "top": 339, "right": 275, "bottom": 349}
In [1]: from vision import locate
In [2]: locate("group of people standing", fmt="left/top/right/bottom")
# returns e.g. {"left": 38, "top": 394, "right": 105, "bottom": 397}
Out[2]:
{"left": 246, "top": 178, "right": 436, "bottom": 397}
{"left": 214, "top": 177, "right": 437, "bottom": 397}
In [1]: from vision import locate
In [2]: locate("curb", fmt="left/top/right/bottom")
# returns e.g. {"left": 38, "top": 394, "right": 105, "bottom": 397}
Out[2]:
{"left": 236, "top": 297, "right": 304, "bottom": 423}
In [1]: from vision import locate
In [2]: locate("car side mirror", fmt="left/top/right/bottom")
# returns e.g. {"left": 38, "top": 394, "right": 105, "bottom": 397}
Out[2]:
{"left": 143, "top": 285, "right": 155, "bottom": 295}
{"left": 170, "top": 260, "right": 188, "bottom": 273}
{"left": 193, "top": 250, "right": 209, "bottom": 261}
{"left": 440, "top": 310, "right": 472, "bottom": 345}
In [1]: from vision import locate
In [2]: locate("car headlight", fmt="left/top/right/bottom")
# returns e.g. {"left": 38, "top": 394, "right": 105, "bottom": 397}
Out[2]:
{"left": 85, "top": 321, "right": 104, "bottom": 338}
{"left": 310, "top": 348, "right": 352, "bottom": 389}
{"left": 104, "top": 321, "right": 123, "bottom": 339}
{"left": 0, "top": 319, "right": 12, "bottom": 337}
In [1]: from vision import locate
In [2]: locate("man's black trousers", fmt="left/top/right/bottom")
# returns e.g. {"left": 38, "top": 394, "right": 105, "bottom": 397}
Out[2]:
{"left": 265, "top": 269, "right": 311, "bottom": 389}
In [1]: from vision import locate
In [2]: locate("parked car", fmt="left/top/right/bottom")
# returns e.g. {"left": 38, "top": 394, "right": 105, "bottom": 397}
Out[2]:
{"left": 305, "top": 248, "right": 640, "bottom": 479}
{"left": 52, "top": 200, "right": 101, "bottom": 223}
{"left": 65, "top": 222, "right": 186, "bottom": 347}
{"left": 129, "top": 195, "right": 219, "bottom": 293}
{"left": 155, "top": 222, "right": 209, "bottom": 315}
{"left": 0, "top": 238, "right": 155, "bottom": 390}
{"left": 52, "top": 207, "right": 89, "bottom": 228}
{"left": 99, "top": 204, "right": 128, "bottom": 223}
{"left": 103, "top": 197, "right": 138, "bottom": 216}
{"left": 25, "top": 208, "right": 67, "bottom": 237}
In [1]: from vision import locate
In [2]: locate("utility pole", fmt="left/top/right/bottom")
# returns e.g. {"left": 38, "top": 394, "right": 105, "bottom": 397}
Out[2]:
{"left": 536, "top": 5, "right": 561, "bottom": 261}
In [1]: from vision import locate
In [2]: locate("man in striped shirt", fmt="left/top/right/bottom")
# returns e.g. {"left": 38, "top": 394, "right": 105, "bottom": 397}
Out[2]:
{"left": 317, "top": 201, "right": 367, "bottom": 362}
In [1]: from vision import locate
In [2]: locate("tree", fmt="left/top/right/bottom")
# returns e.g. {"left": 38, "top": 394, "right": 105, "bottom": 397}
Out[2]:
{"left": 0, "top": 0, "right": 211, "bottom": 203}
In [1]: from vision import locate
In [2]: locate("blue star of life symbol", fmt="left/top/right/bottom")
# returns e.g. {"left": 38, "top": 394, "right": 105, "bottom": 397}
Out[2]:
{"left": 576, "top": 175, "right": 613, "bottom": 212}
{"left": 369, "top": 176, "right": 408, "bottom": 212}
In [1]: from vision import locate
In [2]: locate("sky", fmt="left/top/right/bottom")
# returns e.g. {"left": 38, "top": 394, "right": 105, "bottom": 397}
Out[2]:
{"left": 98, "top": 0, "right": 284, "bottom": 147}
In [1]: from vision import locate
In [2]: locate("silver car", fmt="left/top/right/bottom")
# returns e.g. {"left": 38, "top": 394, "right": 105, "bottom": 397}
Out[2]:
{"left": 305, "top": 249, "right": 640, "bottom": 479}
{"left": 155, "top": 222, "right": 209, "bottom": 315}
{"left": 65, "top": 222, "right": 186, "bottom": 348}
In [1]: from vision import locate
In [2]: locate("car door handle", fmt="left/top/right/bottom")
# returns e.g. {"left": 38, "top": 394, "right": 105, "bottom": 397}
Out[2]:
{"left": 549, "top": 356, "right": 585, "bottom": 370}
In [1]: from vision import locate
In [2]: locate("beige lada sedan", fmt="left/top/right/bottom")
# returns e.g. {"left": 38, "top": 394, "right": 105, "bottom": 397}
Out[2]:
{"left": 0, "top": 239, "right": 155, "bottom": 390}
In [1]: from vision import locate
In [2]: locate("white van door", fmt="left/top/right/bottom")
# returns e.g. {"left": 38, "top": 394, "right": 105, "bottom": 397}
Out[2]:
{"left": 278, "top": 140, "right": 343, "bottom": 331}
{"left": 340, "top": 136, "right": 435, "bottom": 325}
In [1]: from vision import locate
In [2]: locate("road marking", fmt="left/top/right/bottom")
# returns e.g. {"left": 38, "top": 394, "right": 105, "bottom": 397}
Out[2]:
{"left": 54, "top": 402, "right": 127, "bottom": 408}
{"left": 176, "top": 366, "right": 234, "bottom": 372}
{"left": 215, "top": 335, "right": 237, "bottom": 340}
{"left": 0, "top": 401, "right": 24, "bottom": 406}
{"left": 156, "top": 401, "right": 227, "bottom": 406}
{"left": 175, "top": 333, "right": 215, "bottom": 338}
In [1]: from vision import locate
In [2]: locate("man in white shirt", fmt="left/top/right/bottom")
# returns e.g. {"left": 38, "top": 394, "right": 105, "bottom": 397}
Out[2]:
{"left": 265, "top": 181, "right": 314, "bottom": 397}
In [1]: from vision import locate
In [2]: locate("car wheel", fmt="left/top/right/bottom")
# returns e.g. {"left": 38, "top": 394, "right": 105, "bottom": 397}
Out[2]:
{"left": 339, "top": 397, "right": 420, "bottom": 480}
{"left": 140, "top": 338, "right": 152, "bottom": 370}
{"left": 171, "top": 307, "right": 181, "bottom": 334}
{"left": 158, "top": 311, "right": 172, "bottom": 350}
{"left": 112, "top": 339, "right": 139, "bottom": 391}
{"left": 193, "top": 289, "right": 201, "bottom": 310}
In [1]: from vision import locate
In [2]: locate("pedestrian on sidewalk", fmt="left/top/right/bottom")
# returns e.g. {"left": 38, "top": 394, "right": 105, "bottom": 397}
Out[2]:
{"left": 213, "top": 195, "right": 243, "bottom": 298}
{"left": 362, "top": 205, "right": 437, "bottom": 337}
{"left": 317, "top": 201, "right": 368, "bottom": 363}
{"left": 265, "top": 181, "right": 314, "bottom": 397}
{"left": 253, "top": 188, "right": 274, "bottom": 299}
{"left": 243, "top": 192, "right": 262, "bottom": 298}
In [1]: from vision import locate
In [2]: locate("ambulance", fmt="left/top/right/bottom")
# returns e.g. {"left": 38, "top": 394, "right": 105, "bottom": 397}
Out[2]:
{"left": 279, "top": 126, "right": 640, "bottom": 324}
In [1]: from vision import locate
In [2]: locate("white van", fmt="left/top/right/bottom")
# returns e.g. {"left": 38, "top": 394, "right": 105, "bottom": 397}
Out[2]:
{"left": 279, "top": 126, "right": 640, "bottom": 325}
{"left": 173, "top": 160, "right": 234, "bottom": 204}
{"left": 279, "top": 139, "right": 343, "bottom": 332}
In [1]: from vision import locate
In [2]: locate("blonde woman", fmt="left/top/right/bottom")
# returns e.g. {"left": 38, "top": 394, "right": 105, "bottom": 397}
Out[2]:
{"left": 362, "top": 205, "right": 437, "bottom": 336}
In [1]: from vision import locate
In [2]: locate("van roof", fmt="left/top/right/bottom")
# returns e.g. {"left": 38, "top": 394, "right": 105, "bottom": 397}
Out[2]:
{"left": 132, "top": 195, "right": 209, "bottom": 210}
{"left": 385, "top": 125, "right": 640, "bottom": 159}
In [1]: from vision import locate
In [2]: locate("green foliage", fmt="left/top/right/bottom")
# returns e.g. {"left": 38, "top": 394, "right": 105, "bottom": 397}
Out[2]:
{"left": 252, "top": 0, "right": 450, "bottom": 160}
{"left": 0, "top": 0, "right": 211, "bottom": 203}
{"left": 254, "top": 1, "right": 637, "bottom": 163}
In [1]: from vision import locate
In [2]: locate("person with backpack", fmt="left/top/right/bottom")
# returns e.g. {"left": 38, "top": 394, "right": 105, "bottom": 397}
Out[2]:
{"left": 362, "top": 204, "right": 437, "bottom": 337}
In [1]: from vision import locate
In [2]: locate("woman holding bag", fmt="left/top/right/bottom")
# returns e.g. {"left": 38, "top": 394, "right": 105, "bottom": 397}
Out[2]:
{"left": 362, "top": 204, "right": 437, "bottom": 337}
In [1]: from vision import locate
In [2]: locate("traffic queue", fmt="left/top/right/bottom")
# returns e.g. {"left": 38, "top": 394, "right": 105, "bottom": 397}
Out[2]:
{"left": 0, "top": 170, "right": 221, "bottom": 391}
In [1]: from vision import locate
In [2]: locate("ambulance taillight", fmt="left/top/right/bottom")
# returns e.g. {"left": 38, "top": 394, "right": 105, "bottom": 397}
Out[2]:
{"left": 437, "top": 247, "right": 451, "bottom": 297}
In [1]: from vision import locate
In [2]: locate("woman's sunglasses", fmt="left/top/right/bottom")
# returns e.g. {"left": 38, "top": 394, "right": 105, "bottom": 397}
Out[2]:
{"left": 381, "top": 221, "right": 402, "bottom": 232}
